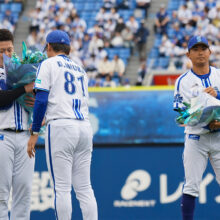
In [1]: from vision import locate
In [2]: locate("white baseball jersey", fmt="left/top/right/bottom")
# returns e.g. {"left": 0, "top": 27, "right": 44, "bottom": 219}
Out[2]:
{"left": 35, "top": 54, "right": 98, "bottom": 219}
{"left": 34, "top": 54, "right": 89, "bottom": 124}
{"left": 173, "top": 66, "right": 220, "bottom": 135}
{"left": 0, "top": 68, "right": 34, "bottom": 219}
{"left": 0, "top": 67, "right": 29, "bottom": 130}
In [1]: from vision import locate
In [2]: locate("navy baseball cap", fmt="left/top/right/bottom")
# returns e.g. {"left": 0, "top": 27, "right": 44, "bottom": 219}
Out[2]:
{"left": 46, "top": 30, "right": 70, "bottom": 45}
{"left": 188, "top": 36, "right": 209, "bottom": 50}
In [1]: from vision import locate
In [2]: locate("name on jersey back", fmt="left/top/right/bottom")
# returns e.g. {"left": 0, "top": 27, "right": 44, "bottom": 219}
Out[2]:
{"left": 57, "top": 60, "right": 85, "bottom": 74}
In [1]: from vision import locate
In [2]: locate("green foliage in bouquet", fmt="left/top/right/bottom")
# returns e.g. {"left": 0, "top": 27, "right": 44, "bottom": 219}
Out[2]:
{"left": 175, "top": 98, "right": 220, "bottom": 127}
{"left": 4, "top": 42, "right": 47, "bottom": 134}
{"left": 175, "top": 102, "right": 191, "bottom": 125}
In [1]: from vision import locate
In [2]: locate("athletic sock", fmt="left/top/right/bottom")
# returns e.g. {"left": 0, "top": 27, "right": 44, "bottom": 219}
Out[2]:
{"left": 181, "top": 193, "right": 196, "bottom": 220}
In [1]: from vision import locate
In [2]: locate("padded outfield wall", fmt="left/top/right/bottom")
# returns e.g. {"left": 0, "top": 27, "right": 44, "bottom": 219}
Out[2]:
{"left": 10, "top": 87, "right": 220, "bottom": 220}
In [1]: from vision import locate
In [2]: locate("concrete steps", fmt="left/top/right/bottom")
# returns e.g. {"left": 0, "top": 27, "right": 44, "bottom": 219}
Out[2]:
{"left": 125, "top": 0, "right": 170, "bottom": 85}
{"left": 14, "top": 0, "right": 36, "bottom": 55}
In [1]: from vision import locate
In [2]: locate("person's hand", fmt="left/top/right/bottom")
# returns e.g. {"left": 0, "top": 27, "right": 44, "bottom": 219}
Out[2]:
{"left": 24, "top": 82, "right": 34, "bottom": 93}
{"left": 41, "top": 118, "right": 46, "bottom": 126}
{"left": 27, "top": 134, "right": 38, "bottom": 158}
{"left": 209, "top": 120, "right": 220, "bottom": 131}
{"left": 24, "top": 94, "right": 35, "bottom": 107}
{"left": 204, "top": 87, "right": 217, "bottom": 97}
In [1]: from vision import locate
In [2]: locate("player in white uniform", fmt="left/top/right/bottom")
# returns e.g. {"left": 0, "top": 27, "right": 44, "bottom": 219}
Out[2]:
{"left": 173, "top": 36, "right": 220, "bottom": 220}
{"left": 0, "top": 29, "right": 35, "bottom": 220}
{"left": 27, "top": 30, "right": 98, "bottom": 220}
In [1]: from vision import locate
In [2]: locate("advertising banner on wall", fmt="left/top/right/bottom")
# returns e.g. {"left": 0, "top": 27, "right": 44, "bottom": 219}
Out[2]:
{"left": 37, "top": 87, "right": 184, "bottom": 146}
{"left": 13, "top": 147, "right": 220, "bottom": 220}
{"left": 153, "top": 74, "right": 180, "bottom": 85}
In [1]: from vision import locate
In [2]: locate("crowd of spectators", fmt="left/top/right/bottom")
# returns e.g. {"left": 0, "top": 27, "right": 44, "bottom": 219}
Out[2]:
{"left": 150, "top": 0, "right": 220, "bottom": 71}
{"left": 0, "top": 0, "right": 23, "bottom": 33}
{"left": 26, "top": 0, "right": 149, "bottom": 87}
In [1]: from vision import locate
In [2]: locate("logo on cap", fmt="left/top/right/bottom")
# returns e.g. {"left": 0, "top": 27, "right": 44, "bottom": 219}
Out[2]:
{"left": 188, "top": 35, "right": 209, "bottom": 50}
{"left": 196, "top": 36, "right": 201, "bottom": 42}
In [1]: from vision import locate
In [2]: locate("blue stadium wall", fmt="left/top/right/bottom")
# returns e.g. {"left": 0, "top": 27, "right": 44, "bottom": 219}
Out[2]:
{"left": 13, "top": 87, "right": 220, "bottom": 220}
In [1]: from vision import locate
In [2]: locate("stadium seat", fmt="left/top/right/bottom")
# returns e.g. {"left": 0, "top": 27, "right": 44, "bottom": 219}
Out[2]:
{"left": 167, "top": 28, "right": 175, "bottom": 38}
{"left": 11, "top": 13, "right": 19, "bottom": 22}
{"left": 118, "top": 9, "right": 133, "bottom": 19}
{"left": 84, "top": 3, "right": 94, "bottom": 11}
{"left": 10, "top": 3, "right": 22, "bottom": 13}
{"left": 74, "top": 3, "right": 84, "bottom": 11}
{"left": 158, "top": 57, "right": 170, "bottom": 69}
{"left": 130, "top": 0, "right": 136, "bottom": 9}
{"left": 119, "top": 48, "right": 130, "bottom": 58}
{"left": 94, "top": 2, "right": 103, "bottom": 10}
{"left": 87, "top": 20, "right": 96, "bottom": 28}
{"left": 152, "top": 58, "right": 159, "bottom": 69}
{"left": 153, "top": 37, "right": 162, "bottom": 48}
{"left": 0, "top": 12, "right": 4, "bottom": 21}
{"left": 146, "top": 58, "right": 154, "bottom": 69}
{"left": 0, "top": 3, "right": 10, "bottom": 12}
{"left": 149, "top": 48, "right": 159, "bottom": 59}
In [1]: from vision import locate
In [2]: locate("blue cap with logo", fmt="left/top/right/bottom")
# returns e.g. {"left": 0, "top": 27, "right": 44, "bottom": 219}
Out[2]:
{"left": 188, "top": 36, "right": 209, "bottom": 50}
{"left": 46, "top": 30, "right": 70, "bottom": 45}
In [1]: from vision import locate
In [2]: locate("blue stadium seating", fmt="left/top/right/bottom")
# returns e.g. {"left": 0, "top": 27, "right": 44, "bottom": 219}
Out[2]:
{"left": 153, "top": 37, "right": 162, "bottom": 48}
{"left": 0, "top": 3, "right": 10, "bottom": 12}
{"left": 148, "top": 48, "right": 159, "bottom": 59}
{"left": 11, "top": 12, "right": 19, "bottom": 22}
{"left": 11, "top": 3, "right": 22, "bottom": 13}
{"left": 0, "top": 12, "right": 4, "bottom": 21}
{"left": 84, "top": 3, "right": 94, "bottom": 11}
{"left": 158, "top": 57, "right": 170, "bottom": 69}
{"left": 0, "top": 2, "right": 22, "bottom": 24}
{"left": 74, "top": 3, "right": 84, "bottom": 11}
{"left": 105, "top": 48, "right": 130, "bottom": 66}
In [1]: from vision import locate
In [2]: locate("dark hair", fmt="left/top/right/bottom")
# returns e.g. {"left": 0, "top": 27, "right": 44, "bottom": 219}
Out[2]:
{"left": 0, "top": 29, "right": 14, "bottom": 43}
{"left": 49, "top": 43, "right": 70, "bottom": 55}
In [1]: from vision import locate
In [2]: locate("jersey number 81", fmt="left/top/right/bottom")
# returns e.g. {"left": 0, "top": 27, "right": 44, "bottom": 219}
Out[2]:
{"left": 64, "top": 71, "right": 85, "bottom": 97}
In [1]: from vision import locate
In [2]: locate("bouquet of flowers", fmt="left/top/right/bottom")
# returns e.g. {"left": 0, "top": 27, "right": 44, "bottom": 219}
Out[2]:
{"left": 176, "top": 86, "right": 220, "bottom": 127}
{"left": 4, "top": 42, "right": 47, "bottom": 133}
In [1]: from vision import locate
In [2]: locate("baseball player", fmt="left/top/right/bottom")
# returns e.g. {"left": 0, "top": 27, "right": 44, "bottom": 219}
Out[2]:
{"left": 27, "top": 30, "right": 98, "bottom": 220}
{"left": 0, "top": 29, "right": 35, "bottom": 220}
{"left": 173, "top": 36, "right": 220, "bottom": 220}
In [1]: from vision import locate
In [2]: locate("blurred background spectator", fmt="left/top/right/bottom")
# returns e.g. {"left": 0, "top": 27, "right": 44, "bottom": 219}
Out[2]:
{"left": 10, "top": 0, "right": 220, "bottom": 87}
{"left": 136, "top": 0, "right": 151, "bottom": 17}
{"left": 154, "top": 4, "right": 169, "bottom": 34}
{"left": 136, "top": 62, "right": 147, "bottom": 85}
{"left": 135, "top": 19, "right": 149, "bottom": 61}
{"left": 109, "top": 54, "right": 125, "bottom": 82}
{"left": 97, "top": 55, "right": 112, "bottom": 79}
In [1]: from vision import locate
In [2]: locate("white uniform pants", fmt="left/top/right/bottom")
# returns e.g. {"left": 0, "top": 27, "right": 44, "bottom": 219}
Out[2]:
{"left": 45, "top": 119, "right": 98, "bottom": 220}
{"left": 183, "top": 132, "right": 220, "bottom": 197}
{"left": 0, "top": 130, "right": 35, "bottom": 220}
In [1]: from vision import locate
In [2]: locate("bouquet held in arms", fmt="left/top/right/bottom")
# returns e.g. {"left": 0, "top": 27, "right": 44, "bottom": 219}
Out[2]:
{"left": 176, "top": 85, "right": 220, "bottom": 127}
{"left": 4, "top": 42, "right": 47, "bottom": 133}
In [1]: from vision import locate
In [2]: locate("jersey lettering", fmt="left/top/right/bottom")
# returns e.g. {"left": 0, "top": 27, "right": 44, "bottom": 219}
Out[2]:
{"left": 174, "top": 93, "right": 183, "bottom": 104}
{"left": 57, "top": 59, "right": 85, "bottom": 74}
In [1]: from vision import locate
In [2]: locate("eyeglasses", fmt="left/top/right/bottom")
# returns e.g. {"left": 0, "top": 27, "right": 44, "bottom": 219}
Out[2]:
{"left": 0, "top": 47, "right": 13, "bottom": 54}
